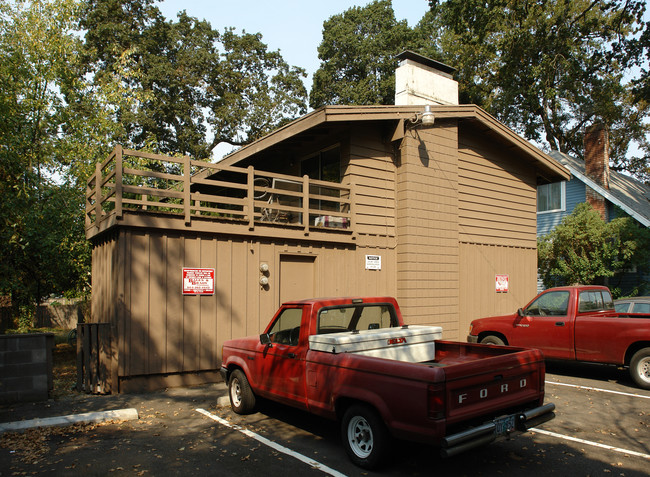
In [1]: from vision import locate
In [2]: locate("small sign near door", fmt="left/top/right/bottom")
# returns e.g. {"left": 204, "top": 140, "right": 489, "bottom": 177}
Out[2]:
{"left": 495, "top": 274, "right": 509, "bottom": 293}
{"left": 183, "top": 268, "right": 215, "bottom": 295}
{"left": 365, "top": 255, "right": 381, "bottom": 270}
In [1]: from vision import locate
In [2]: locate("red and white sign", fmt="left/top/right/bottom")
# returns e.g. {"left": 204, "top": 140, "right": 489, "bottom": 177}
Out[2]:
{"left": 183, "top": 268, "right": 215, "bottom": 295}
{"left": 495, "top": 274, "right": 509, "bottom": 293}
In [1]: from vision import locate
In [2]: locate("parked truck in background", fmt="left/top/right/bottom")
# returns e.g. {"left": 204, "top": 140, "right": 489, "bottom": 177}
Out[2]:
{"left": 467, "top": 285, "right": 650, "bottom": 389}
{"left": 220, "top": 296, "right": 555, "bottom": 469}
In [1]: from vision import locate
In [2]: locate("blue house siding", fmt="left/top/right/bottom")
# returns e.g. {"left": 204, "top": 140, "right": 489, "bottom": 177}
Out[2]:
{"left": 537, "top": 180, "right": 586, "bottom": 237}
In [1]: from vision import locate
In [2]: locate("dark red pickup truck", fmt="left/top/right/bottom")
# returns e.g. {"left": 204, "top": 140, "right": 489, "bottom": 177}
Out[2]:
{"left": 468, "top": 285, "right": 650, "bottom": 389}
{"left": 220, "top": 297, "right": 555, "bottom": 469}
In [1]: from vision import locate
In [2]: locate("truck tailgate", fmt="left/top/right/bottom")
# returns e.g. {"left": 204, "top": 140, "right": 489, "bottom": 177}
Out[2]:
{"left": 436, "top": 342, "right": 545, "bottom": 426}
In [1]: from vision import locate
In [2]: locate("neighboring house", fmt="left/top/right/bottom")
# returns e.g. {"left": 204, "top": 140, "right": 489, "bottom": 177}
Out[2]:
{"left": 536, "top": 124, "right": 650, "bottom": 293}
{"left": 85, "top": 51, "right": 569, "bottom": 392}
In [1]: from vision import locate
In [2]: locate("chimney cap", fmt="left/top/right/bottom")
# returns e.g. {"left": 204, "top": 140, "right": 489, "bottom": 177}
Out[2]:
{"left": 396, "top": 50, "right": 456, "bottom": 75}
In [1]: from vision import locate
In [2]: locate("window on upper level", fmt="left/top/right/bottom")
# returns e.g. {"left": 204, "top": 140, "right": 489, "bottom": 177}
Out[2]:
{"left": 301, "top": 145, "right": 341, "bottom": 183}
{"left": 537, "top": 181, "right": 566, "bottom": 213}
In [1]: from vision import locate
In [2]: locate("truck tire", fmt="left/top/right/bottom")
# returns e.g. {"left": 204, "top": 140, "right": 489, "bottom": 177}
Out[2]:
{"left": 341, "top": 404, "right": 389, "bottom": 469}
{"left": 480, "top": 335, "right": 506, "bottom": 346}
{"left": 228, "top": 369, "right": 256, "bottom": 414}
{"left": 630, "top": 348, "right": 650, "bottom": 390}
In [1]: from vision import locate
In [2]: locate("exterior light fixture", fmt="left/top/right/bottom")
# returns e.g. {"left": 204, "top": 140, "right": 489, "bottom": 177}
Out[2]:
{"left": 259, "top": 263, "right": 269, "bottom": 273}
{"left": 259, "top": 276, "right": 269, "bottom": 286}
{"left": 408, "top": 105, "right": 435, "bottom": 128}
{"left": 421, "top": 105, "right": 435, "bottom": 127}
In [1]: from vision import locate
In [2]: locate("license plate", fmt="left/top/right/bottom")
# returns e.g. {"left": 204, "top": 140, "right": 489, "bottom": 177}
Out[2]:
{"left": 494, "top": 415, "right": 516, "bottom": 436}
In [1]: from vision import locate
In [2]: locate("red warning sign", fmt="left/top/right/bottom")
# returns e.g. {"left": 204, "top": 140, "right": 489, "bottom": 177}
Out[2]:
{"left": 182, "top": 268, "right": 215, "bottom": 295}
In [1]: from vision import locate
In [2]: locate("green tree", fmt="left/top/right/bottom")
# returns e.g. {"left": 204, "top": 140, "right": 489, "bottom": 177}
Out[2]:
{"left": 80, "top": 0, "right": 308, "bottom": 159}
{"left": 424, "top": 0, "right": 649, "bottom": 181}
{"left": 310, "top": 0, "right": 416, "bottom": 108}
{"left": 0, "top": 0, "right": 91, "bottom": 319}
{"left": 538, "top": 203, "right": 650, "bottom": 294}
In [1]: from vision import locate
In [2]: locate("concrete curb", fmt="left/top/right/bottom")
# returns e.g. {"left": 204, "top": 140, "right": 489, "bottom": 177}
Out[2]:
{"left": 216, "top": 395, "right": 230, "bottom": 407}
{"left": 0, "top": 408, "right": 139, "bottom": 433}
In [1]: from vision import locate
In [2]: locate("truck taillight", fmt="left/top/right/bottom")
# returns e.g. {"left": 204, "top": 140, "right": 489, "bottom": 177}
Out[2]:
{"left": 427, "top": 384, "right": 445, "bottom": 419}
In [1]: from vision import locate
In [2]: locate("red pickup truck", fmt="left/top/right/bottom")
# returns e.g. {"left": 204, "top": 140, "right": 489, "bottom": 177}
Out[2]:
{"left": 467, "top": 285, "right": 650, "bottom": 390}
{"left": 220, "top": 297, "right": 555, "bottom": 469}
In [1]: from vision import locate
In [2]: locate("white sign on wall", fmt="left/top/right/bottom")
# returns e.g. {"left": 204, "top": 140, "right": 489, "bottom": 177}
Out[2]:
{"left": 365, "top": 255, "right": 382, "bottom": 270}
{"left": 495, "top": 274, "right": 509, "bottom": 293}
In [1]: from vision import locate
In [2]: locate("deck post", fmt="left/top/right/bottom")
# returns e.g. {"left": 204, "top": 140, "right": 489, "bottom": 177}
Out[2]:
{"left": 248, "top": 166, "right": 255, "bottom": 230}
{"left": 184, "top": 156, "right": 191, "bottom": 225}
{"left": 303, "top": 175, "right": 310, "bottom": 235}
{"left": 115, "top": 145, "right": 123, "bottom": 219}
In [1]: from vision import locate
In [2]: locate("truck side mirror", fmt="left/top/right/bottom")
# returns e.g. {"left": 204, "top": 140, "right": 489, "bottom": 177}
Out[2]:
{"left": 260, "top": 333, "right": 272, "bottom": 346}
{"left": 517, "top": 308, "right": 525, "bottom": 317}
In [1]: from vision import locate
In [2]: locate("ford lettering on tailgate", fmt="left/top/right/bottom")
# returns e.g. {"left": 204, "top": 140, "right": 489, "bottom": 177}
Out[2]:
{"left": 455, "top": 377, "right": 529, "bottom": 406}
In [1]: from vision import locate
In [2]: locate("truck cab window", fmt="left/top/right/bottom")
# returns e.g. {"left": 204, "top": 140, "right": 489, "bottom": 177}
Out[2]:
{"left": 317, "top": 304, "right": 397, "bottom": 333}
{"left": 268, "top": 308, "right": 303, "bottom": 346}
{"left": 525, "top": 291, "right": 570, "bottom": 317}
{"left": 578, "top": 290, "right": 614, "bottom": 312}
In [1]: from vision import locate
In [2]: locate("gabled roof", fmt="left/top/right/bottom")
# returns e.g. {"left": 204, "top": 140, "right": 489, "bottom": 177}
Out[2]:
{"left": 216, "top": 104, "right": 570, "bottom": 183}
{"left": 549, "top": 150, "right": 650, "bottom": 227}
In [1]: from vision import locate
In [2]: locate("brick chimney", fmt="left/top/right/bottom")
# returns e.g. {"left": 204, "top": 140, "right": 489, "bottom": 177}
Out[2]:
{"left": 583, "top": 123, "right": 610, "bottom": 220}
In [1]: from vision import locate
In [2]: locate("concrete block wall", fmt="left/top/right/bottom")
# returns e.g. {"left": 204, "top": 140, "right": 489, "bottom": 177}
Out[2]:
{"left": 0, "top": 333, "right": 54, "bottom": 403}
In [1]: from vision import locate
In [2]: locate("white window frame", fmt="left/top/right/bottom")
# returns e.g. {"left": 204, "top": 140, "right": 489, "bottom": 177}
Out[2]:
{"left": 537, "top": 181, "right": 566, "bottom": 215}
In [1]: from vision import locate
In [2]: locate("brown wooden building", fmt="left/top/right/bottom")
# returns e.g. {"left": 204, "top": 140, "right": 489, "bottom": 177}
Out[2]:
{"left": 86, "top": 54, "right": 569, "bottom": 392}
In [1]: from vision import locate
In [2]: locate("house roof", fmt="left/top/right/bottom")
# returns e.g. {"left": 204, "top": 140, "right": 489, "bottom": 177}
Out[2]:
{"left": 216, "top": 104, "right": 570, "bottom": 183}
{"left": 549, "top": 150, "right": 650, "bottom": 227}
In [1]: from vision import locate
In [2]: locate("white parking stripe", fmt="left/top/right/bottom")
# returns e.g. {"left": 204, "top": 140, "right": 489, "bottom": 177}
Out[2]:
{"left": 196, "top": 408, "right": 347, "bottom": 477}
{"left": 546, "top": 381, "right": 650, "bottom": 399}
{"left": 530, "top": 428, "right": 650, "bottom": 460}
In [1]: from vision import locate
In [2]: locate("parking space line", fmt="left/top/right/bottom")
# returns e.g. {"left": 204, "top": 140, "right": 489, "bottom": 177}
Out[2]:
{"left": 530, "top": 428, "right": 650, "bottom": 460}
{"left": 195, "top": 408, "right": 347, "bottom": 477}
{"left": 546, "top": 381, "right": 650, "bottom": 399}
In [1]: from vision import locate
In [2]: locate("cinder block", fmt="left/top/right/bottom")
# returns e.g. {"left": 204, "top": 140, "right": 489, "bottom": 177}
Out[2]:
{"left": 4, "top": 350, "right": 32, "bottom": 365}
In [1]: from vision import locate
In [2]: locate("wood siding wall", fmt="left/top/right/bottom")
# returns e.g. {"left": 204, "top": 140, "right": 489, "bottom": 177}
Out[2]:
{"left": 91, "top": 229, "right": 396, "bottom": 386}
{"left": 457, "top": 127, "right": 539, "bottom": 334}
{"left": 346, "top": 125, "right": 397, "bottom": 242}
{"left": 395, "top": 121, "right": 461, "bottom": 337}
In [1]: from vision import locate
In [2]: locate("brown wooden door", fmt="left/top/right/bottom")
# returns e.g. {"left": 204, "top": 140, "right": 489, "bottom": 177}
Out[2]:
{"left": 279, "top": 255, "right": 316, "bottom": 303}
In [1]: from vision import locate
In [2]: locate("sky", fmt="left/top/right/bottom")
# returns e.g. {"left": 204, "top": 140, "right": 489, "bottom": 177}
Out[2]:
{"left": 155, "top": 0, "right": 431, "bottom": 86}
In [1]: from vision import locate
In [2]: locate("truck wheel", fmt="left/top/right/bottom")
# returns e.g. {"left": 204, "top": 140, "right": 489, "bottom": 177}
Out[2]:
{"left": 480, "top": 335, "right": 505, "bottom": 346}
{"left": 341, "top": 404, "right": 389, "bottom": 469}
{"left": 630, "top": 348, "right": 650, "bottom": 390}
{"left": 228, "top": 369, "right": 256, "bottom": 414}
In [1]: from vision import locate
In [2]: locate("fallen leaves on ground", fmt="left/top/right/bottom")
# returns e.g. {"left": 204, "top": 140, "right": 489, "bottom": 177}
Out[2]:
{"left": 0, "top": 420, "right": 125, "bottom": 465}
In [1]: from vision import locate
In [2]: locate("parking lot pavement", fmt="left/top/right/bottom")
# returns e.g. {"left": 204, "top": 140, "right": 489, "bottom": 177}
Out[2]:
{"left": 0, "top": 382, "right": 228, "bottom": 430}
{"left": 0, "top": 382, "right": 232, "bottom": 475}
{"left": 2, "top": 366, "right": 649, "bottom": 476}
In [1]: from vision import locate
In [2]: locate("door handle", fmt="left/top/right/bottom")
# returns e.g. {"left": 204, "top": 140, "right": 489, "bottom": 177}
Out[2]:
{"left": 555, "top": 322, "right": 565, "bottom": 326}
{"left": 288, "top": 353, "right": 296, "bottom": 359}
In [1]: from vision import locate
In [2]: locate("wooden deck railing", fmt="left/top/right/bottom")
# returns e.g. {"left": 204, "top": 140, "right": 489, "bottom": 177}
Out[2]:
{"left": 86, "top": 145, "right": 355, "bottom": 236}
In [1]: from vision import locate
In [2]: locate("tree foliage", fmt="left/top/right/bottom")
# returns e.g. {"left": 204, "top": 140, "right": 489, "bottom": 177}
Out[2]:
{"left": 0, "top": 0, "right": 310, "bottom": 321}
{"left": 310, "top": 0, "right": 649, "bottom": 181}
{"left": 424, "top": 0, "right": 649, "bottom": 181}
{"left": 80, "top": 0, "right": 308, "bottom": 159}
{"left": 538, "top": 203, "right": 650, "bottom": 294}
{"left": 310, "top": 0, "right": 416, "bottom": 108}
{"left": 0, "top": 0, "right": 91, "bottom": 315}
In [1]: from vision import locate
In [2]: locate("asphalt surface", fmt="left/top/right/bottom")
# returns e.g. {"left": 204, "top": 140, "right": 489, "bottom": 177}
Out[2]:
{"left": 0, "top": 362, "right": 648, "bottom": 476}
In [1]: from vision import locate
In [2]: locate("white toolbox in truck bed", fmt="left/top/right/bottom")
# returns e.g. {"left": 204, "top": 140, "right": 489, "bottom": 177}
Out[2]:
{"left": 308, "top": 325, "right": 442, "bottom": 362}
